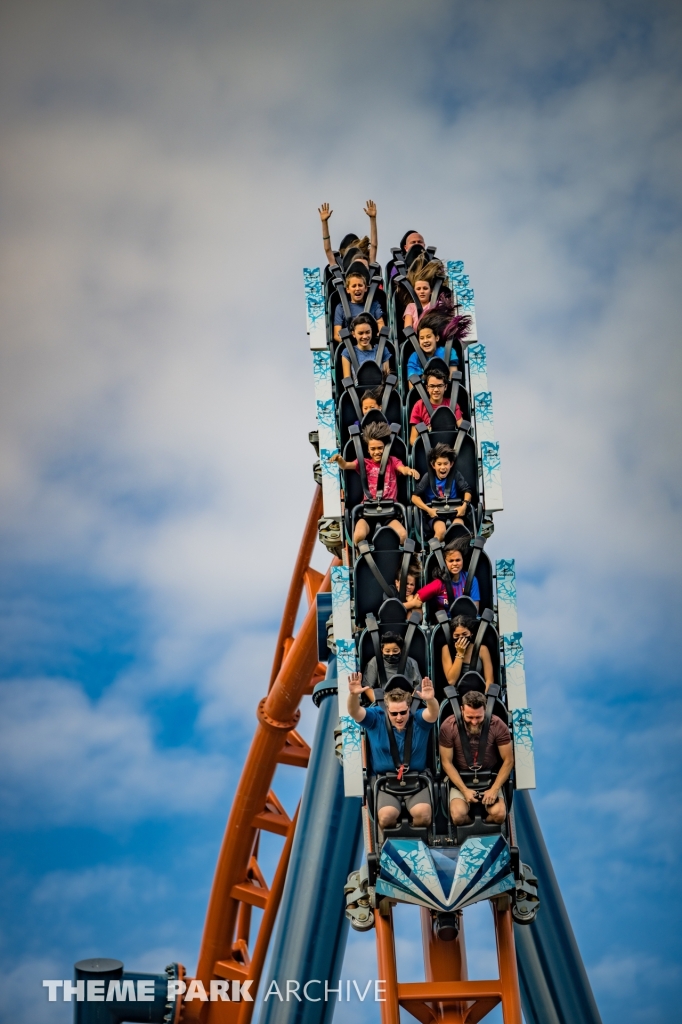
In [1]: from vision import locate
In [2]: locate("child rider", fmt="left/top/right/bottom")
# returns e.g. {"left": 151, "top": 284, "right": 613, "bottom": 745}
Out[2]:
{"left": 411, "top": 443, "right": 472, "bottom": 541}
{"left": 409, "top": 366, "right": 463, "bottom": 445}
{"left": 406, "top": 308, "right": 471, "bottom": 381}
{"left": 341, "top": 314, "right": 391, "bottom": 380}
{"left": 330, "top": 421, "right": 419, "bottom": 546}
{"left": 333, "top": 269, "right": 385, "bottom": 341}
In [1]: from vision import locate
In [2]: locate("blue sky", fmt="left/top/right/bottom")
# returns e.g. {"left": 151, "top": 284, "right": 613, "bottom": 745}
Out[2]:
{"left": 0, "top": 1, "right": 681, "bottom": 1022}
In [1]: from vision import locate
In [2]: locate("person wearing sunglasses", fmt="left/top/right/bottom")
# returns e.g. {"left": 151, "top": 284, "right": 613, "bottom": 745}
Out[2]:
{"left": 347, "top": 673, "right": 439, "bottom": 832}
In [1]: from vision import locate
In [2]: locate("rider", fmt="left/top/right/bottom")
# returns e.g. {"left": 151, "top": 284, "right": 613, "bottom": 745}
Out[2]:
{"left": 347, "top": 674, "right": 439, "bottom": 831}
{"left": 439, "top": 690, "right": 514, "bottom": 826}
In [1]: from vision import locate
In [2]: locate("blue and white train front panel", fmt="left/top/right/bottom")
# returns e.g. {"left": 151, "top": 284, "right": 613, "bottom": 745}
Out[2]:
{"left": 376, "top": 837, "right": 514, "bottom": 912}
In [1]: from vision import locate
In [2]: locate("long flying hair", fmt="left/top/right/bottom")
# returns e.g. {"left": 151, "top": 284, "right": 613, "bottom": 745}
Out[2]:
{"left": 418, "top": 298, "right": 472, "bottom": 346}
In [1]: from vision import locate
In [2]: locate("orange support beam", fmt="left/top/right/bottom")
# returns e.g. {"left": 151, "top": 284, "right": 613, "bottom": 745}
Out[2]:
{"left": 376, "top": 899, "right": 523, "bottom": 1024}
{"left": 182, "top": 488, "right": 334, "bottom": 1023}
{"left": 268, "top": 488, "right": 323, "bottom": 691}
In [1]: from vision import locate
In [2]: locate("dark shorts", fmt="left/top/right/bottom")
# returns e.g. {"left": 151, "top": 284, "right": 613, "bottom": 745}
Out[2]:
{"left": 421, "top": 510, "right": 464, "bottom": 539}
{"left": 377, "top": 786, "right": 431, "bottom": 812}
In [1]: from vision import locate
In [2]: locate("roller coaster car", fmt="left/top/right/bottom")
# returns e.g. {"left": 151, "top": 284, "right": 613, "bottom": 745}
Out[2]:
{"left": 399, "top": 325, "right": 463, "bottom": 392}
{"left": 333, "top": 325, "right": 396, "bottom": 387}
{"left": 404, "top": 370, "right": 471, "bottom": 444}
{"left": 421, "top": 537, "right": 494, "bottom": 626}
{"left": 340, "top": 425, "right": 411, "bottom": 550}
{"left": 361, "top": 683, "right": 518, "bottom": 916}
{"left": 337, "top": 373, "right": 401, "bottom": 447}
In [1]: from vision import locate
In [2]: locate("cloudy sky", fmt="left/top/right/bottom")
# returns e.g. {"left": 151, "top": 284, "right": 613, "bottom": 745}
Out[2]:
{"left": 1, "top": 1, "right": 681, "bottom": 1022}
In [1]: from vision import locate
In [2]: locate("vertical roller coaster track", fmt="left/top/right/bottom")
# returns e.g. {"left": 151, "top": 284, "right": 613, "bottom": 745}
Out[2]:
{"left": 72, "top": 241, "right": 603, "bottom": 1024}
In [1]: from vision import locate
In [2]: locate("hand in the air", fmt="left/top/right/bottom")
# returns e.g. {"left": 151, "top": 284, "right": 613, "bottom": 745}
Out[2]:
{"left": 415, "top": 676, "right": 434, "bottom": 701}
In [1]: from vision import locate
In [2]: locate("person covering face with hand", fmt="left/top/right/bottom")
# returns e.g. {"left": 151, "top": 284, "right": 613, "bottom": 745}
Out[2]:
{"left": 440, "top": 614, "right": 494, "bottom": 690}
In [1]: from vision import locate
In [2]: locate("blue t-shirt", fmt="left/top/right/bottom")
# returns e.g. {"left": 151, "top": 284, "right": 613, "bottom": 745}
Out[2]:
{"left": 334, "top": 299, "right": 384, "bottom": 328}
{"left": 362, "top": 706, "right": 433, "bottom": 773}
{"left": 356, "top": 345, "right": 380, "bottom": 366}
{"left": 407, "top": 345, "right": 458, "bottom": 378}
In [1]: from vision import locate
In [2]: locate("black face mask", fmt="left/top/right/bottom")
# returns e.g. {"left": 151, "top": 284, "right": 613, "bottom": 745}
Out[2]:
{"left": 384, "top": 653, "right": 401, "bottom": 666}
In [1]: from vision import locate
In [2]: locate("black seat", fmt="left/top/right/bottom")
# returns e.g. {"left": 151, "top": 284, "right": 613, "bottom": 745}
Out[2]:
{"left": 399, "top": 328, "right": 463, "bottom": 392}
{"left": 356, "top": 608, "right": 429, "bottom": 679}
{"left": 341, "top": 426, "right": 410, "bottom": 545}
{"left": 411, "top": 424, "right": 480, "bottom": 544}
{"left": 436, "top": 683, "right": 512, "bottom": 845}
{"left": 337, "top": 374, "right": 402, "bottom": 447}
{"left": 362, "top": 695, "right": 437, "bottom": 849}
{"left": 333, "top": 326, "right": 396, "bottom": 388}
{"left": 353, "top": 537, "right": 417, "bottom": 627}
{"left": 404, "top": 372, "right": 470, "bottom": 443}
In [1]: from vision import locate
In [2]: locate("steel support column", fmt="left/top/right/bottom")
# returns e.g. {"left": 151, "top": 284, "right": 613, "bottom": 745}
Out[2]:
{"left": 259, "top": 657, "right": 364, "bottom": 1024}
{"left": 513, "top": 790, "right": 602, "bottom": 1024}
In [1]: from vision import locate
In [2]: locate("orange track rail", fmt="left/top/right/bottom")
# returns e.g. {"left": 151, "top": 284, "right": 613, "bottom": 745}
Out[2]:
{"left": 183, "top": 487, "right": 332, "bottom": 1024}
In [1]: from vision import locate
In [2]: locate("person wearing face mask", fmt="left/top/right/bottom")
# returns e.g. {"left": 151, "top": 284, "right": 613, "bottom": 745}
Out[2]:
{"left": 361, "top": 631, "right": 422, "bottom": 701}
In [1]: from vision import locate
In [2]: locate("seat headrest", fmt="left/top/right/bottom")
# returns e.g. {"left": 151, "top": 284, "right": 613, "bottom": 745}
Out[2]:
{"left": 457, "top": 671, "right": 486, "bottom": 697}
{"left": 384, "top": 673, "right": 415, "bottom": 694}
{"left": 345, "top": 259, "right": 370, "bottom": 282}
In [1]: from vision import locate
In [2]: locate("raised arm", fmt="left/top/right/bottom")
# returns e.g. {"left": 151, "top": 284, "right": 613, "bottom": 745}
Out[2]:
{"left": 414, "top": 677, "right": 440, "bottom": 723}
{"left": 364, "top": 200, "right": 378, "bottom": 263}
{"left": 319, "top": 203, "right": 336, "bottom": 266}
{"left": 329, "top": 453, "right": 355, "bottom": 472}
{"left": 347, "top": 671, "right": 368, "bottom": 723}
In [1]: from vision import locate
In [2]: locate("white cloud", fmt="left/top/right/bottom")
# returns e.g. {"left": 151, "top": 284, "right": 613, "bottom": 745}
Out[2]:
{"left": 0, "top": 677, "right": 230, "bottom": 826}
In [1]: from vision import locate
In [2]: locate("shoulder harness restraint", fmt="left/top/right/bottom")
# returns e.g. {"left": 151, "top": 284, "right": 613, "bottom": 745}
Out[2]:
{"left": 463, "top": 537, "right": 485, "bottom": 598}
{"left": 444, "top": 682, "right": 500, "bottom": 786}
{"left": 357, "top": 541, "right": 397, "bottom": 601}
{"left": 397, "top": 538, "right": 415, "bottom": 601}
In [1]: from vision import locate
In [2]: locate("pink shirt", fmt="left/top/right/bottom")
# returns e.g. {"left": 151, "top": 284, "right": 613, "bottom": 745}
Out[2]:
{"left": 403, "top": 301, "right": 434, "bottom": 330}
{"left": 350, "top": 455, "right": 404, "bottom": 500}
{"left": 410, "top": 398, "right": 462, "bottom": 427}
